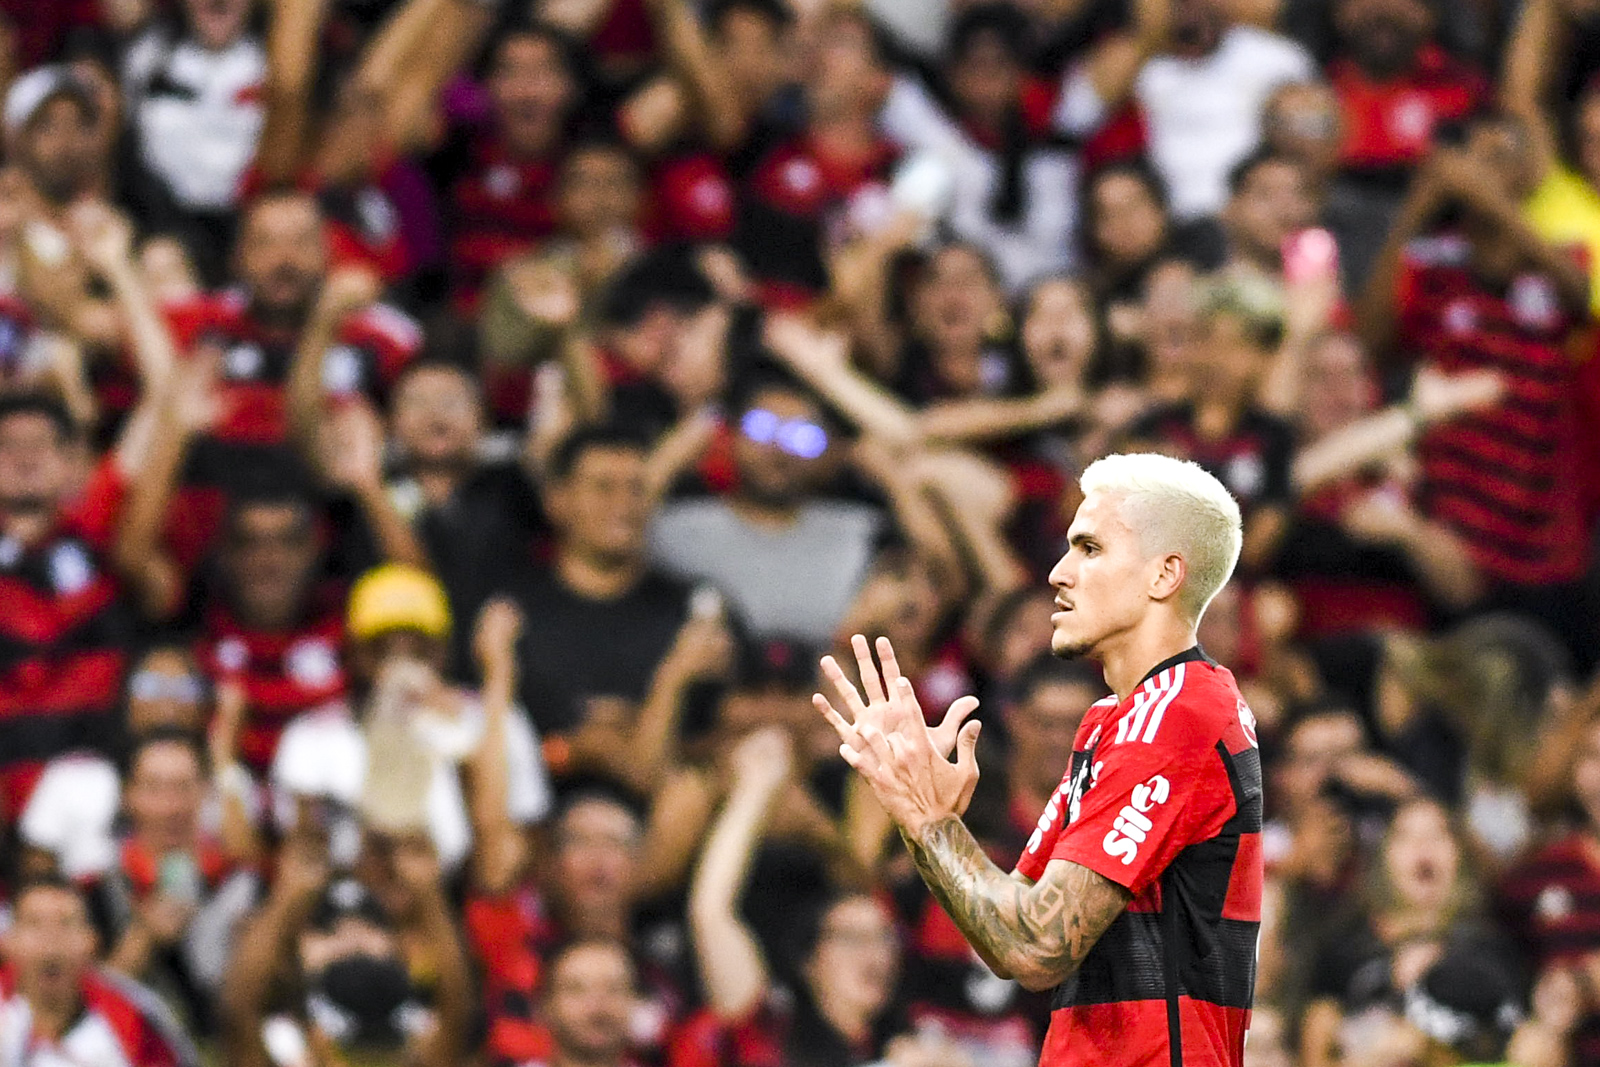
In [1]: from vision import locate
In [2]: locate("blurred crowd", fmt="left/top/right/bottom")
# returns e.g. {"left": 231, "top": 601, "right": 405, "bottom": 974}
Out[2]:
{"left": 5, "top": 0, "right": 1600, "bottom": 1064}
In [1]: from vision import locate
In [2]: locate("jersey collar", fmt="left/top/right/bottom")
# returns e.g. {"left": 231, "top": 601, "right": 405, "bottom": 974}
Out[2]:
{"left": 1139, "top": 645, "right": 1215, "bottom": 687}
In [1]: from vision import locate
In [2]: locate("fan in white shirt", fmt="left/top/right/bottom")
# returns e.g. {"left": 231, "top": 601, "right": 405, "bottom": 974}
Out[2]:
{"left": 1055, "top": 0, "right": 1314, "bottom": 221}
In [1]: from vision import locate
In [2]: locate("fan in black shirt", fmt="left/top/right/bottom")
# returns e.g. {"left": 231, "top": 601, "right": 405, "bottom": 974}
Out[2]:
{"left": 385, "top": 360, "right": 549, "bottom": 679}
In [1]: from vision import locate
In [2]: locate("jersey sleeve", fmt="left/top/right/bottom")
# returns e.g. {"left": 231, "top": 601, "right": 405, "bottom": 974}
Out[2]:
{"left": 1047, "top": 722, "right": 1235, "bottom": 895}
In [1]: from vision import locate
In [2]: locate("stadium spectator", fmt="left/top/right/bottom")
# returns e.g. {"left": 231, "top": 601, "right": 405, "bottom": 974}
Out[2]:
{"left": 1300, "top": 797, "right": 1508, "bottom": 1067}
{"left": 1359, "top": 112, "right": 1596, "bottom": 665}
{"left": 93, "top": 728, "right": 258, "bottom": 1032}
{"left": 1326, "top": 0, "right": 1488, "bottom": 176}
{"left": 120, "top": 0, "right": 264, "bottom": 273}
{"left": 270, "top": 566, "right": 549, "bottom": 873}
{"left": 1054, "top": 0, "right": 1315, "bottom": 220}
{"left": 0, "top": 389, "right": 155, "bottom": 821}
{"left": 1, "top": 875, "right": 202, "bottom": 1066}
{"left": 381, "top": 357, "right": 545, "bottom": 677}
{"left": 510, "top": 427, "right": 731, "bottom": 754}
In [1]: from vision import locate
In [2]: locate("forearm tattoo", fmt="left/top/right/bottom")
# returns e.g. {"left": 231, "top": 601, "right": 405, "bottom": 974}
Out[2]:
{"left": 900, "top": 815, "right": 1131, "bottom": 986}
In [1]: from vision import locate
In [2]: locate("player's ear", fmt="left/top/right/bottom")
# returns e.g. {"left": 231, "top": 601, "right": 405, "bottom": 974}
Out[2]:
{"left": 1149, "top": 552, "right": 1186, "bottom": 605}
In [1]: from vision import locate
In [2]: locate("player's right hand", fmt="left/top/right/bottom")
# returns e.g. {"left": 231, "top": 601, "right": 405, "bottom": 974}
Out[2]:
{"left": 815, "top": 634, "right": 979, "bottom": 759}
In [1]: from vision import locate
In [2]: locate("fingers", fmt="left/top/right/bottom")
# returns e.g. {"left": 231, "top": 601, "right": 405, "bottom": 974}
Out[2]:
{"left": 954, "top": 719, "right": 982, "bottom": 773}
{"left": 813, "top": 693, "right": 860, "bottom": 742}
{"left": 852, "top": 633, "right": 886, "bottom": 706}
{"left": 941, "top": 695, "right": 980, "bottom": 734}
{"left": 876, "top": 636, "right": 903, "bottom": 697}
{"left": 819, "top": 654, "right": 868, "bottom": 722}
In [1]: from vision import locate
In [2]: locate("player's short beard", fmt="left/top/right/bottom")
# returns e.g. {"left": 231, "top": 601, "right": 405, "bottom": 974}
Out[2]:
{"left": 1051, "top": 633, "right": 1096, "bottom": 660}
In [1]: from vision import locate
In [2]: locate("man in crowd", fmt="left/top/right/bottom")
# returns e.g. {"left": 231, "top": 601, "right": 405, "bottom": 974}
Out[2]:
{"left": 1, "top": 876, "right": 201, "bottom": 1066}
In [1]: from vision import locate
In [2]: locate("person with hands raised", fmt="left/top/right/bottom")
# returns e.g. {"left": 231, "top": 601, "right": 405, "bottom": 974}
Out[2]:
{"left": 674, "top": 725, "right": 913, "bottom": 1067}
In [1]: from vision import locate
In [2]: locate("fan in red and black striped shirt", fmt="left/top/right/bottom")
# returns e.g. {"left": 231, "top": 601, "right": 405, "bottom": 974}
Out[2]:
{"left": 0, "top": 394, "right": 137, "bottom": 824}
{"left": 1369, "top": 113, "right": 1597, "bottom": 659}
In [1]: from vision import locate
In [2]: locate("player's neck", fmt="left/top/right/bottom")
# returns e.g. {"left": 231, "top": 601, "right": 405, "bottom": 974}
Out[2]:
{"left": 1099, "top": 615, "right": 1200, "bottom": 702}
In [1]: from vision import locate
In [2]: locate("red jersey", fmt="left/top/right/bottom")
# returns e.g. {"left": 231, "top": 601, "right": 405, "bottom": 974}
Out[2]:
{"left": 445, "top": 137, "right": 561, "bottom": 311}
{"left": 1014, "top": 648, "right": 1262, "bottom": 1067}
{"left": 1330, "top": 45, "right": 1487, "bottom": 173}
{"left": 0, "top": 459, "right": 132, "bottom": 822}
{"left": 1497, "top": 834, "right": 1600, "bottom": 1065}
{"left": 1395, "top": 234, "right": 1591, "bottom": 586}
{"left": 197, "top": 598, "right": 348, "bottom": 774}
{"left": 736, "top": 134, "right": 899, "bottom": 304}
{"left": 166, "top": 289, "right": 422, "bottom": 447}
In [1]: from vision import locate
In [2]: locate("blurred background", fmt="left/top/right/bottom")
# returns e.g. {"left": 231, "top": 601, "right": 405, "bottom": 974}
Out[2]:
{"left": 0, "top": 0, "right": 1598, "bottom": 1064}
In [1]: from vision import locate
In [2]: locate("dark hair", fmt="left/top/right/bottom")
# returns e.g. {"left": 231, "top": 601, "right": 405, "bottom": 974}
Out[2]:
{"left": 546, "top": 425, "right": 651, "bottom": 483}
{"left": 121, "top": 725, "right": 209, "bottom": 782}
{"left": 56, "top": 26, "right": 121, "bottom": 73}
{"left": 392, "top": 356, "right": 484, "bottom": 405}
{"left": 0, "top": 392, "right": 78, "bottom": 442}
{"left": 597, "top": 247, "right": 716, "bottom": 329}
{"left": 1282, "top": 697, "right": 1362, "bottom": 736}
{"left": 706, "top": 0, "right": 794, "bottom": 35}
{"left": 26, "top": 79, "right": 101, "bottom": 132}
{"left": 481, "top": 16, "right": 585, "bottom": 88}
{"left": 224, "top": 487, "right": 317, "bottom": 534}
{"left": 1079, "top": 159, "right": 1171, "bottom": 263}
{"left": 947, "top": 5, "right": 1033, "bottom": 227}
{"left": 551, "top": 774, "right": 651, "bottom": 828}
{"left": 1226, "top": 147, "right": 1303, "bottom": 197}
{"left": 1012, "top": 652, "right": 1108, "bottom": 706}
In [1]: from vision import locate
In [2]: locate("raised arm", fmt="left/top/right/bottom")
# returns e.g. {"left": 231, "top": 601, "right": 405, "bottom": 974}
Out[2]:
{"left": 257, "top": 0, "right": 330, "bottom": 184}
{"left": 688, "top": 728, "right": 794, "bottom": 1021}
{"left": 1292, "top": 366, "right": 1504, "bottom": 494}
{"left": 625, "top": 611, "right": 735, "bottom": 793}
{"left": 69, "top": 201, "right": 178, "bottom": 393}
{"left": 111, "top": 350, "right": 220, "bottom": 619}
{"left": 466, "top": 601, "right": 529, "bottom": 896}
{"left": 1501, "top": 0, "right": 1565, "bottom": 184}
{"left": 287, "top": 268, "right": 380, "bottom": 451}
{"left": 764, "top": 314, "right": 922, "bottom": 447}
{"left": 1054, "top": 0, "right": 1170, "bottom": 135}
{"left": 1356, "top": 156, "right": 1447, "bottom": 366}
{"left": 391, "top": 837, "right": 475, "bottom": 1067}
{"left": 644, "top": 0, "right": 748, "bottom": 150}
{"left": 353, "top": 0, "right": 493, "bottom": 155}
{"left": 220, "top": 832, "right": 329, "bottom": 1067}
{"left": 312, "top": 399, "right": 428, "bottom": 566}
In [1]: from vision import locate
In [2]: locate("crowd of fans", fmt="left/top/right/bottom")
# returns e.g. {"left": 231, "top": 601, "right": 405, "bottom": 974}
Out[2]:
{"left": 5, "top": 0, "right": 1600, "bottom": 1064}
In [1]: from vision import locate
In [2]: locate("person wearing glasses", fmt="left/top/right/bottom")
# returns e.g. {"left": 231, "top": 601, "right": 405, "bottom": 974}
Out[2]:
{"left": 649, "top": 374, "right": 896, "bottom": 648}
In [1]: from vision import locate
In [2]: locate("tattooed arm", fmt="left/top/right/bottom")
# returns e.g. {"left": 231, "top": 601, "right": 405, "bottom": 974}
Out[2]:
{"left": 900, "top": 817, "right": 1130, "bottom": 990}
{"left": 815, "top": 634, "right": 1130, "bottom": 991}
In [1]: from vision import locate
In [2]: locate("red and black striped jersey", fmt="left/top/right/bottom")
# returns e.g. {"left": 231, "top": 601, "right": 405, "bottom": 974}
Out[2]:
{"left": 196, "top": 597, "right": 348, "bottom": 775}
{"left": 1496, "top": 833, "right": 1600, "bottom": 1065}
{"left": 443, "top": 137, "right": 561, "bottom": 313}
{"left": 0, "top": 459, "right": 132, "bottom": 823}
{"left": 1395, "top": 234, "right": 1591, "bottom": 587}
{"left": 1015, "top": 647, "right": 1262, "bottom": 1067}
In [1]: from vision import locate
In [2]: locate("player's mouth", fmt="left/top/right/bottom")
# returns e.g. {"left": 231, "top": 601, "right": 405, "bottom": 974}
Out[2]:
{"left": 1052, "top": 599, "right": 1073, "bottom": 621}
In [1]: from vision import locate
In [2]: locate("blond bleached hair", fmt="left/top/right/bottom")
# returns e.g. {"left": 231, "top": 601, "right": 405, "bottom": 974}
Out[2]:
{"left": 1079, "top": 453, "right": 1243, "bottom": 621}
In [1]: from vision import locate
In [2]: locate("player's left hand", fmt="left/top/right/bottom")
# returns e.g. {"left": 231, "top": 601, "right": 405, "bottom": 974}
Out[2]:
{"left": 841, "top": 674, "right": 983, "bottom": 839}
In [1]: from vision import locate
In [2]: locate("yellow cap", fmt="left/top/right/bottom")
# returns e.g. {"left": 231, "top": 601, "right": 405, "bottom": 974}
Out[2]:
{"left": 346, "top": 564, "right": 452, "bottom": 642}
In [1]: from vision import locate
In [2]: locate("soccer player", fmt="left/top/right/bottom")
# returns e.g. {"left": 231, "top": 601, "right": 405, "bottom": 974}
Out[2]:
{"left": 817, "top": 452, "right": 1262, "bottom": 1067}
